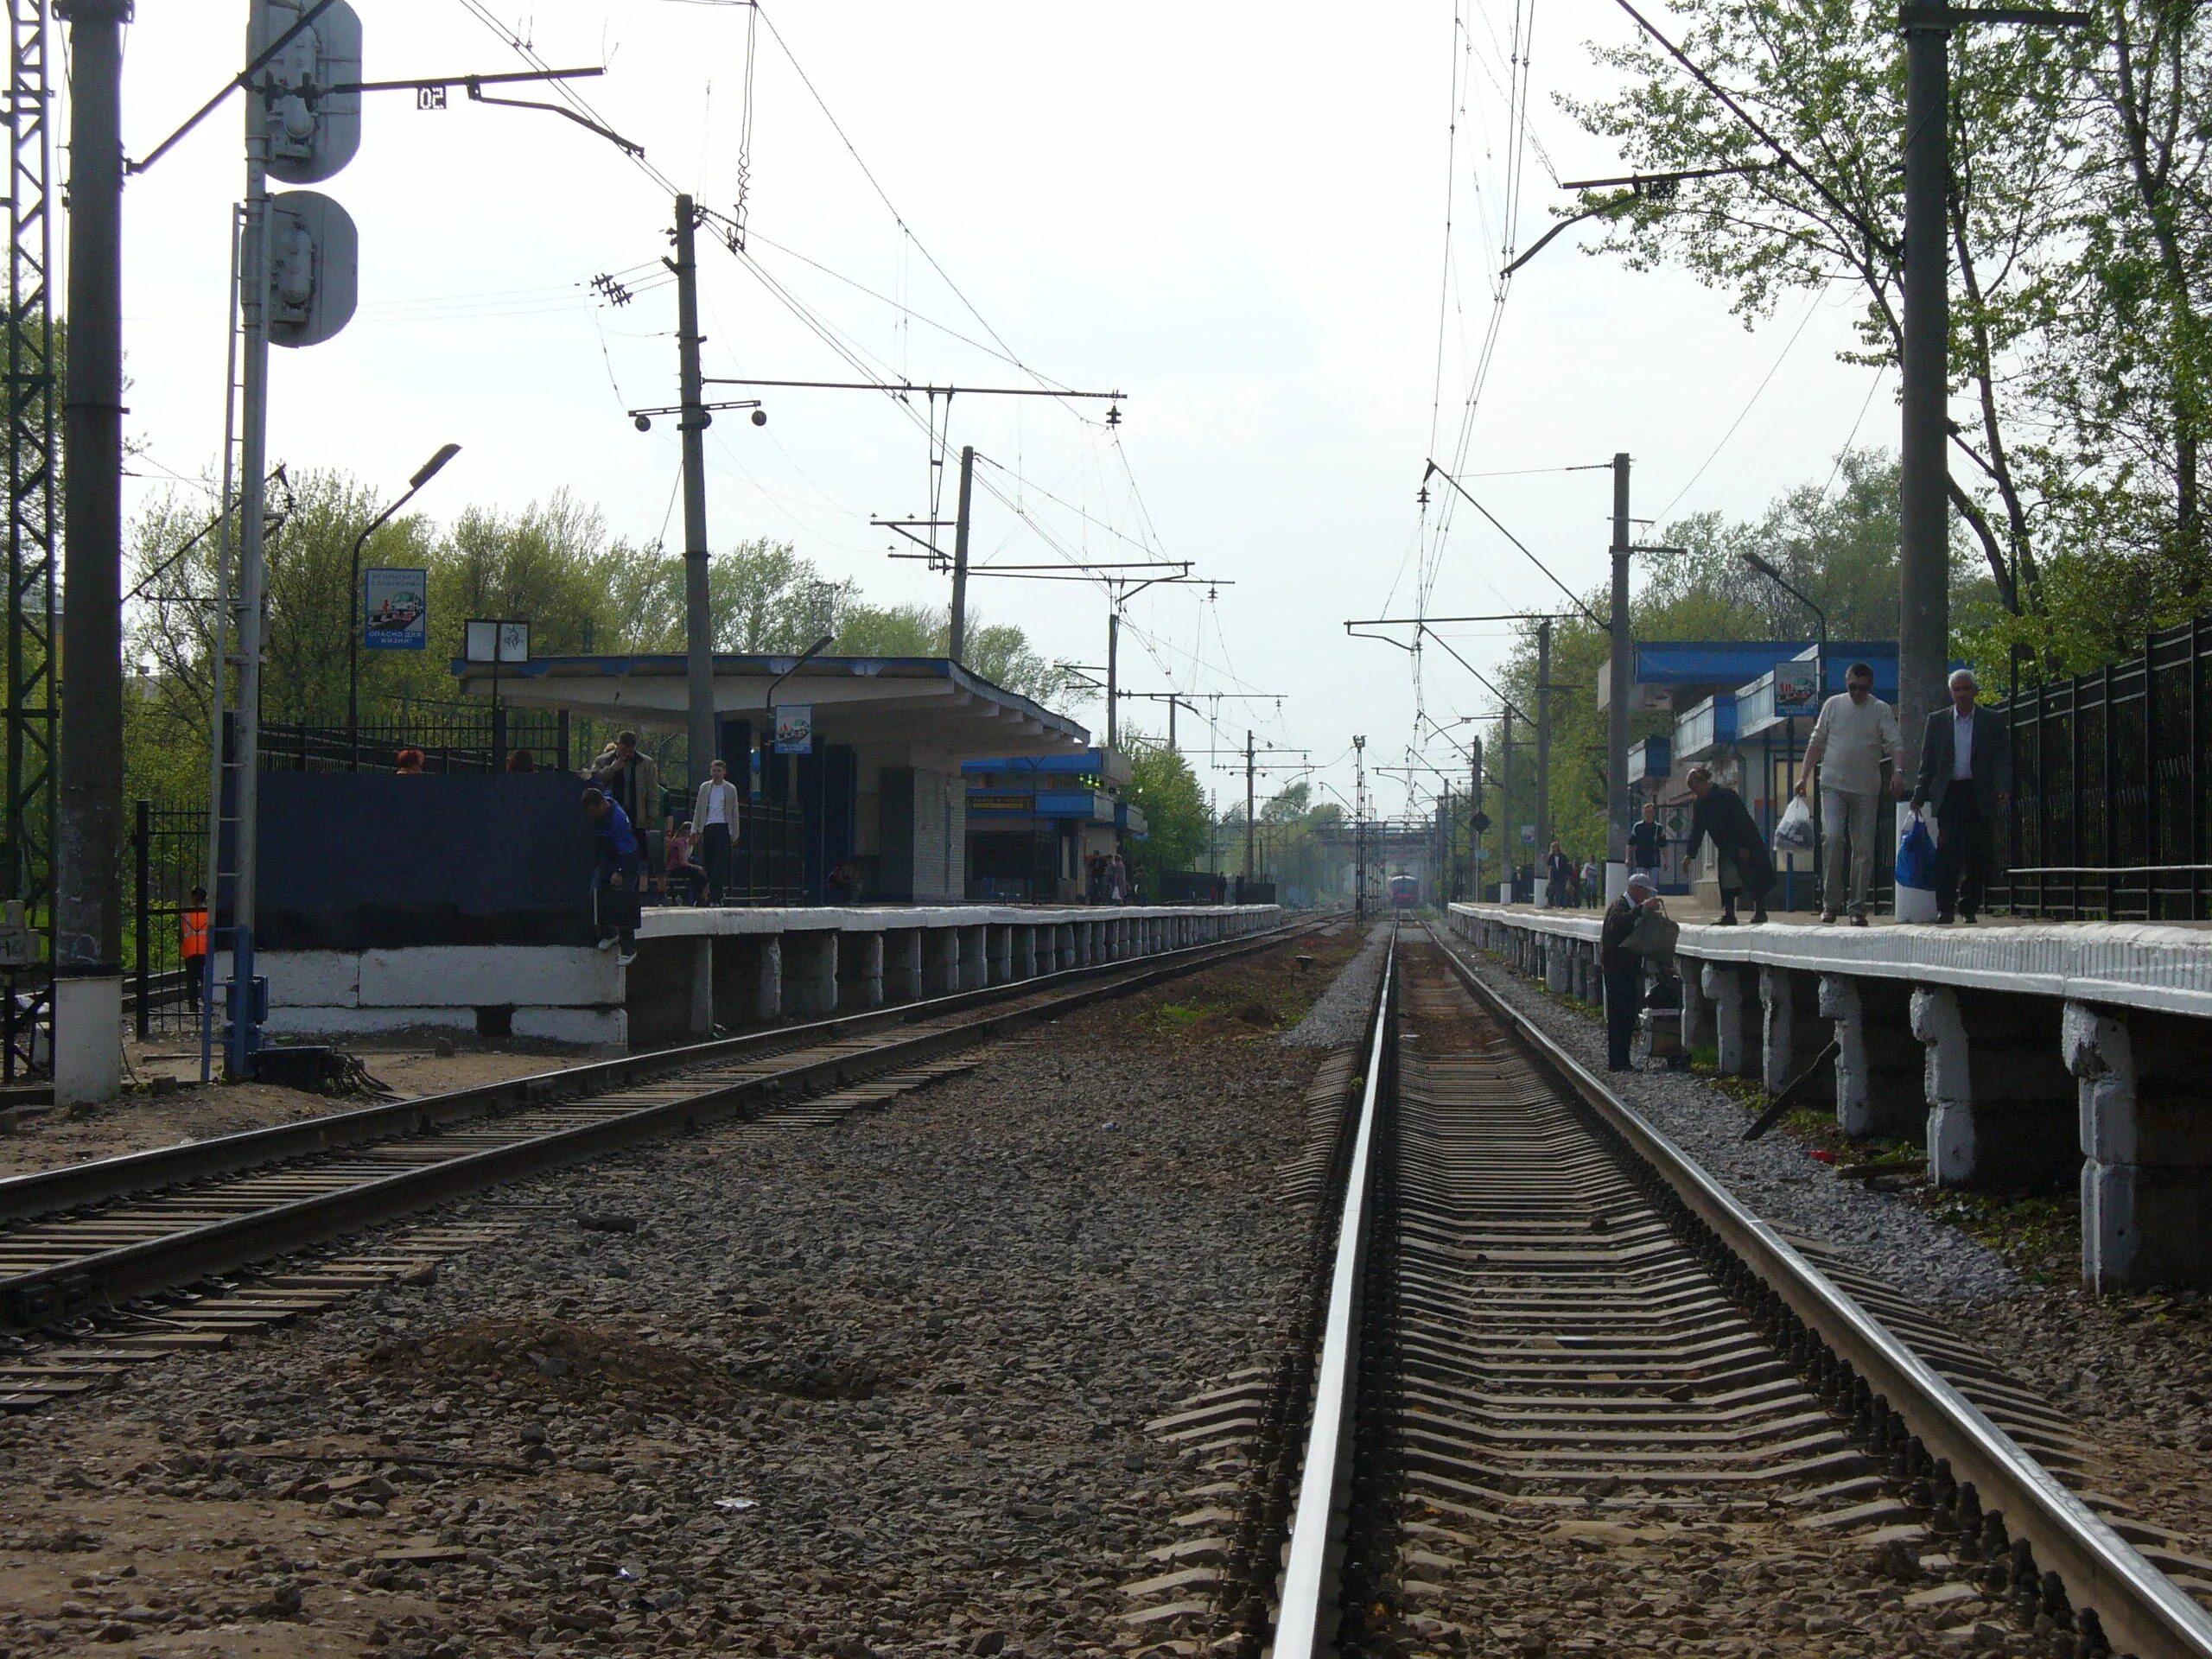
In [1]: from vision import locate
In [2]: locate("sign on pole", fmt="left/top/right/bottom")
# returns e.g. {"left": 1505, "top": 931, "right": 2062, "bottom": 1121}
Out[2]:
{"left": 772, "top": 704, "right": 813, "bottom": 755}
{"left": 1773, "top": 660, "right": 1820, "bottom": 715}
{"left": 362, "top": 567, "right": 427, "bottom": 651}
{"left": 464, "top": 619, "right": 531, "bottom": 664}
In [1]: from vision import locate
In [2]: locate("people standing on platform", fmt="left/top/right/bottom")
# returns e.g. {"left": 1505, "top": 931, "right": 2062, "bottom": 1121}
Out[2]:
{"left": 394, "top": 748, "right": 425, "bottom": 775}
{"left": 1581, "top": 856, "right": 1602, "bottom": 908}
{"left": 1599, "top": 869, "right": 1657, "bottom": 1071}
{"left": 666, "top": 821, "right": 709, "bottom": 906}
{"left": 1911, "top": 668, "right": 2009, "bottom": 925}
{"left": 694, "top": 758, "right": 741, "bottom": 904}
{"left": 1683, "top": 765, "right": 1774, "bottom": 925}
{"left": 181, "top": 886, "right": 208, "bottom": 1013}
{"left": 1544, "top": 840, "right": 1573, "bottom": 907}
{"left": 828, "top": 857, "right": 861, "bottom": 906}
{"left": 582, "top": 786, "right": 642, "bottom": 963}
{"left": 505, "top": 748, "right": 537, "bottom": 773}
{"left": 1797, "top": 660, "right": 1902, "bottom": 927}
{"left": 1630, "top": 801, "right": 1667, "bottom": 874}
{"left": 590, "top": 730, "right": 664, "bottom": 893}
{"left": 1109, "top": 851, "right": 1131, "bottom": 904}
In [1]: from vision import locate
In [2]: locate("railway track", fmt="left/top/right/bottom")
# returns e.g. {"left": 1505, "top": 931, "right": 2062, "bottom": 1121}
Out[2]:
{"left": 1255, "top": 924, "right": 2212, "bottom": 1659}
{"left": 0, "top": 917, "right": 1315, "bottom": 1353}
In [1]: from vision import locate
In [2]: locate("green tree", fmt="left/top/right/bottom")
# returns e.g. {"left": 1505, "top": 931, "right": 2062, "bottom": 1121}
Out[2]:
{"left": 1563, "top": 0, "right": 2075, "bottom": 613}
{"left": 1122, "top": 737, "right": 1208, "bottom": 893}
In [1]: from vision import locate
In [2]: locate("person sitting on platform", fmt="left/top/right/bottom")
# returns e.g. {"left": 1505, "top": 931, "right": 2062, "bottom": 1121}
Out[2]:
{"left": 827, "top": 857, "right": 861, "bottom": 906}
{"left": 394, "top": 747, "right": 426, "bottom": 775}
{"left": 666, "top": 820, "right": 709, "bottom": 906}
{"left": 582, "top": 786, "right": 641, "bottom": 963}
{"left": 1683, "top": 764, "right": 1773, "bottom": 925}
{"left": 505, "top": 748, "right": 537, "bottom": 773}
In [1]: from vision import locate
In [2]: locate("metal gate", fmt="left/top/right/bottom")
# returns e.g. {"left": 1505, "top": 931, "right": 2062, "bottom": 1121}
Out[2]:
{"left": 130, "top": 798, "right": 209, "bottom": 1040}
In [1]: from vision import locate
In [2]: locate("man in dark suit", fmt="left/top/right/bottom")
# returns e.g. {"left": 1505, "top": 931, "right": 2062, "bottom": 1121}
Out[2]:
{"left": 1910, "top": 668, "right": 2008, "bottom": 924}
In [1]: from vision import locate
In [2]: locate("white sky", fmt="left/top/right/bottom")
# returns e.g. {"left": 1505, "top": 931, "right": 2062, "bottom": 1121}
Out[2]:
{"left": 100, "top": 1, "right": 1888, "bottom": 822}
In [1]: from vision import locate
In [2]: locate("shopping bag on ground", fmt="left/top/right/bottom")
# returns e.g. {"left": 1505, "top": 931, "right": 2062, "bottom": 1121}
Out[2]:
{"left": 1773, "top": 794, "right": 1815, "bottom": 853}
{"left": 1896, "top": 810, "right": 1937, "bottom": 893}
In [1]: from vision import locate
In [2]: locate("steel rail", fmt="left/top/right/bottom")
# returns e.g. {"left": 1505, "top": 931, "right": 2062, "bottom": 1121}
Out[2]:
{"left": 0, "top": 919, "right": 1311, "bottom": 1227}
{"left": 1423, "top": 922, "right": 2212, "bottom": 1659}
{"left": 0, "top": 919, "right": 1316, "bottom": 1327}
{"left": 1272, "top": 934, "right": 1394, "bottom": 1659}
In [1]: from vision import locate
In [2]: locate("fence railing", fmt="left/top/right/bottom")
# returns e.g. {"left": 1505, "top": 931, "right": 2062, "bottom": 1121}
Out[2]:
{"left": 1993, "top": 613, "right": 2212, "bottom": 921}
{"left": 259, "top": 711, "right": 571, "bottom": 776}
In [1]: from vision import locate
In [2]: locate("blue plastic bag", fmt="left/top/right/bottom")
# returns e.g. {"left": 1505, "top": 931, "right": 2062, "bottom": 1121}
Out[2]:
{"left": 1896, "top": 812, "right": 1937, "bottom": 892}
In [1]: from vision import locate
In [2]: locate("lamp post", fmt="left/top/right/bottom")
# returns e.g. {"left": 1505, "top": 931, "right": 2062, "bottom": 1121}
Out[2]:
{"left": 1741, "top": 551, "right": 1827, "bottom": 912}
{"left": 346, "top": 442, "right": 460, "bottom": 770}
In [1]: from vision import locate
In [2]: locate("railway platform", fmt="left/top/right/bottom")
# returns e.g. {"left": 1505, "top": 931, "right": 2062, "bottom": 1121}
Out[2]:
{"left": 1449, "top": 900, "right": 2212, "bottom": 1291}
{"left": 264, "top": 903, "right": 1280, "bottom": 1053}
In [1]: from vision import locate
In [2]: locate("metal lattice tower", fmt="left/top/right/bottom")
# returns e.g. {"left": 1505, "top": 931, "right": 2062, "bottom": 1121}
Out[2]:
{"left": 4, "top": 0, "right": 55, "bottom": 1001}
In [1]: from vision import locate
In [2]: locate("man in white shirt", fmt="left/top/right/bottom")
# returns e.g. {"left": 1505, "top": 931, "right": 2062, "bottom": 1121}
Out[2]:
{"left": 1797, "top": 661, "right": 1902, "bottom": 925}
{"left": 693, "top": 757, "right": 741, "bottom": 904}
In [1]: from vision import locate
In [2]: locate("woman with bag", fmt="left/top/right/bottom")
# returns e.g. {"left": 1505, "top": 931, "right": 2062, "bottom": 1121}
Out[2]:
{"left": 1683, "top": 766, "right": 1774, "bottom": 925}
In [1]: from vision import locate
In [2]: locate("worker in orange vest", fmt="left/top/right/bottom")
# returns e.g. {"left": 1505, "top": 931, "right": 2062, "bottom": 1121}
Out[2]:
{"left": 181, "top": 886, "right": 209, "bottom": 1013}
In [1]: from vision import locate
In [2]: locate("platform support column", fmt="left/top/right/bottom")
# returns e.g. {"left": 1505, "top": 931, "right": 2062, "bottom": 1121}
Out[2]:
{"left": 1821, "top": 974, "right": 1919, "bottom": 1139}
{"left": 687, "top": 938, "right": 713, "bottom": 1039}
{"left": 1915, "top": 987, "right": 2075, "bottom": 1189}
{"left": 753, "top": 935, "right": 782, "bottom": 1022}
{"left": 1677, "top": 960, "right": 1713, "bottom": 1053}
{"left": 1700, "top": 963, "right": 1757, "bottom": 1078}
{"left": 923, "top": 927, "right": 959, "bottom": 996}
{"left": 891, "top": 931, "right": 923, "bottom": 1001}
{"left": 849, "top": 931, "right": 885, "bottom": 1009}
{"left": 1760, "top": 967, "right": 1833, "bottom": 1103}
{"left": 959, "top": 925, "right": 988, "bottom": 990}
{"left": 986, "top": 924, "right": 1013, "bottom": 983}
{"left": 1545, "top": 937, "right": 1572, "bottom": 995}
{"left": 2065, "top": 1001, "right": 2212, "bottom": 1291}
{"left": 1014, "top": 925, "right": 1036, "bottom": 979}
{"left": 785, "top": 931, "right": 837, "bottom": 1018}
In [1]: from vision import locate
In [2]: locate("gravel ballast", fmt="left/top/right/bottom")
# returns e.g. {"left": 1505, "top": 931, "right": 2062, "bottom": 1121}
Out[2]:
{"left": 0, "top": 937, "right": 1354, "bottom": 1659}
{"left": 1277, "top": 918, "right": 1390, "bottom": 1048}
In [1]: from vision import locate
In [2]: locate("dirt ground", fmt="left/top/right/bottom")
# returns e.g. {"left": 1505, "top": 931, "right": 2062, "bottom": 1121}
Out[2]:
{"left": 0, "top": 1042, "right": 578, "bottom": 1181}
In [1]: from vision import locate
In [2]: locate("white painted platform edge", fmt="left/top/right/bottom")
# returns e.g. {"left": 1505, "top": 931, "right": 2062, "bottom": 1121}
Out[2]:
{"left": 1448, "top": 903, "right": 2212, "bottom": 1017}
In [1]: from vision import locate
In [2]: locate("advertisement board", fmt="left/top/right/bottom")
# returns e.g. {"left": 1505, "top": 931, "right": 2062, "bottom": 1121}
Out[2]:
{"left": 362, "top": 568, "right": 428, "bottom": 652}
{"left": 772, "top": 703, "right": 814, "bottom": 755}
{"left": 1773, "top": 659, "right": 1821, "bottom": 715}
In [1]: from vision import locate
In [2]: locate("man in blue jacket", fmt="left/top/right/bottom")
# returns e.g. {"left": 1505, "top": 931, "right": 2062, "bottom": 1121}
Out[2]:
{"left": 583, "top": 787, "right": 642, "bottom": 963}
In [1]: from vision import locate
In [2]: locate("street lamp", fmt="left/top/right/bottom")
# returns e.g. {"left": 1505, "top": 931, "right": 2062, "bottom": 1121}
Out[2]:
{"left": 1740, "top": 550, "right": 1828, "bottom": 910}
{"left": 346, "top": 442, "right": 461, "bottom": 770}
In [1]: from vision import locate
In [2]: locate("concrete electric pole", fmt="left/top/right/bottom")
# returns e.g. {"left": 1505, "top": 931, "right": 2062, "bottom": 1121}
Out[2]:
{"left": 1244, "top": 729, "right": 1255, "bottom": 879}
{"left": 672, "top": 195, "right": 717, "bottom": 779}
{"left": 51, "top": 0, "right": 130, "bottom": 1105}
{"left": 1897, "top": 5, "right": 1950, "bottom": 778}
{"left": 1607, "top": 451, "right": 1632, "bottom": 902}
{"left": 949, "top": 445, "right": 973, "bottom": 665}
{"left": 1535, "top": 617, "right": 1553, "bottom": 880}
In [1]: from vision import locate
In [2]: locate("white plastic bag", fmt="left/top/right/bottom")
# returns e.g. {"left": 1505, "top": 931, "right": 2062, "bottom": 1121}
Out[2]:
{"left": 1773, "top": 793, "right": 1815, "bottom": 852}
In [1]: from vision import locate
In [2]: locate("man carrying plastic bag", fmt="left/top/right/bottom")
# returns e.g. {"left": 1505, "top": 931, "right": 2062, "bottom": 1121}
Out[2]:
{"left": 1796, "top": 659, "right": 1903, "bottom": 925}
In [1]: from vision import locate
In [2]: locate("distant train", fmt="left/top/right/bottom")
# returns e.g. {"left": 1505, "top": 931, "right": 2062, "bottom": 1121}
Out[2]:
{"left": 1388, "top": 874, "right": 1420, "bottom": 910}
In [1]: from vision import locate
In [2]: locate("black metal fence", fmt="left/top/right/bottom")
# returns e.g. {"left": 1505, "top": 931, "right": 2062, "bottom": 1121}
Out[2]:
{"left": 259, "top": 709, "right": 571, "bottom": 775}
{"left": 1994, "top": 614, "right": 2212, "bottom": 921}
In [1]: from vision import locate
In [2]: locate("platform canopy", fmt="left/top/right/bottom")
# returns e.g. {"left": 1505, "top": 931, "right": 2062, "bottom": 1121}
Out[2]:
{"left": 454, "top": 652, "right": 1090, "bottom": 760}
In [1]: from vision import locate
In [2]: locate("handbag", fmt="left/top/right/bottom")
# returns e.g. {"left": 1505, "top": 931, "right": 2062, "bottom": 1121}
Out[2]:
{"left": 1624, "top": 898, "right": 1679, "bottom": 959}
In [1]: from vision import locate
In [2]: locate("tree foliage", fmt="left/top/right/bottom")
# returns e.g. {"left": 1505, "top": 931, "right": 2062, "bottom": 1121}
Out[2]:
{"left": 1122, "top": 737, "right": 1208, "bottom": 893}
{"left": 1563, "top": 0, "right": 2212, "bottom": 671}
{"left": 122, "top": 469, "right": 1083, "bottom": 806}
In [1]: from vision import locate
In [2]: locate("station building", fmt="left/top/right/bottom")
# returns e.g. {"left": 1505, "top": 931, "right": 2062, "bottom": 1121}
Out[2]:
{"left": 961, "top": 748, "right": 1147, "bottom": 901}
{"left": 454, "top": 651, "right": 1090, "bottom": 905}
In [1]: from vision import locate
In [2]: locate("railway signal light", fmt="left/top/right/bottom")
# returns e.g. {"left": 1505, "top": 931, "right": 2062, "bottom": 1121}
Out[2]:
{"left": 265, "top": 189, "right": 358, "bottom": 348}
{"left": 251, "top": 0, "right": 362, "bottom": 185}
